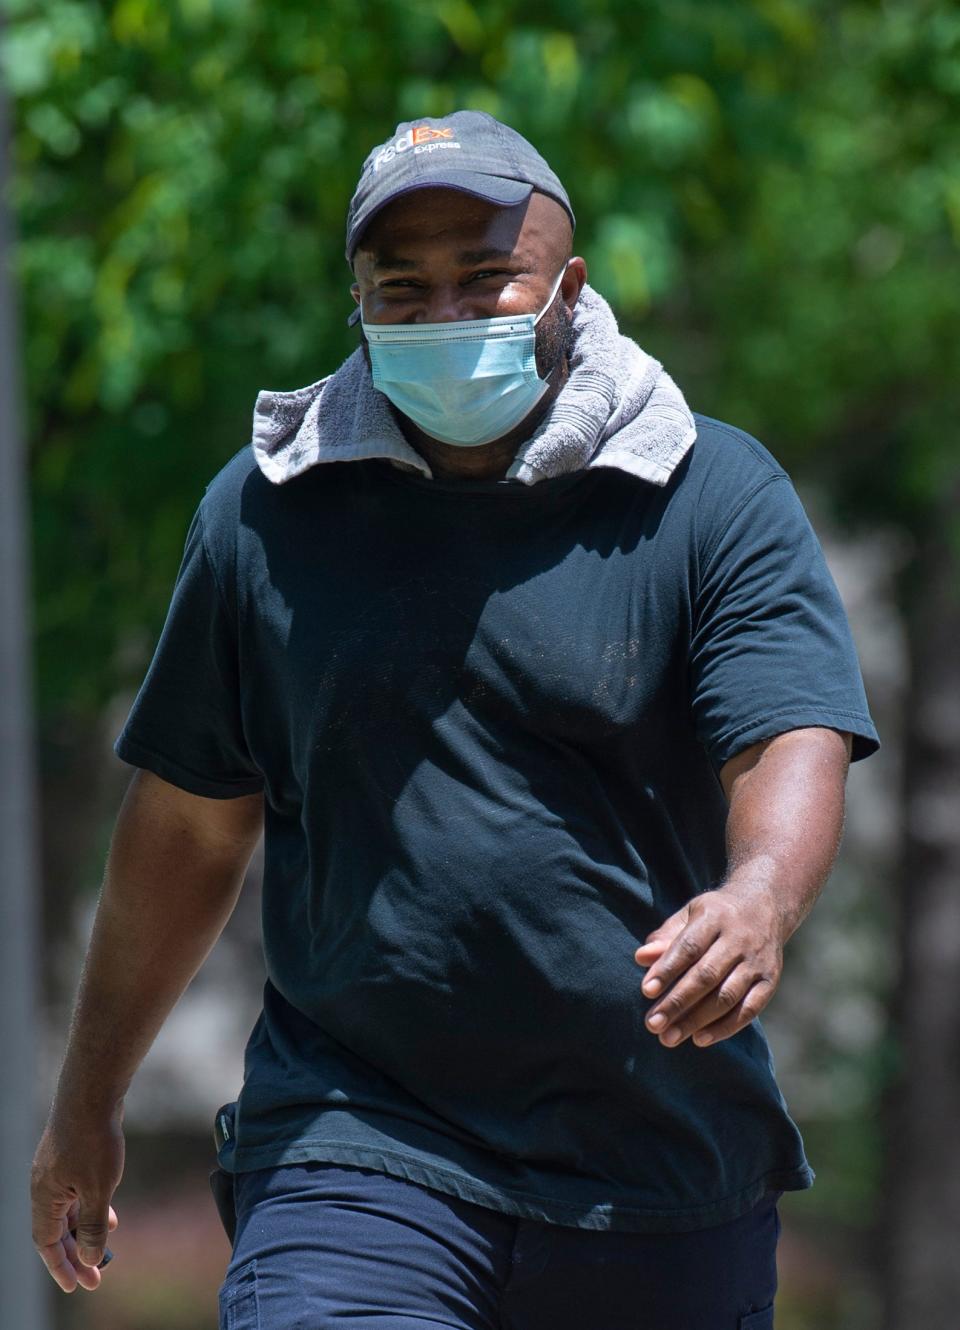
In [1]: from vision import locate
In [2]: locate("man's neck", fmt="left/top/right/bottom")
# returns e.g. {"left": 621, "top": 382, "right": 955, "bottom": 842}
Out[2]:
{"left": 404, "top": 431, "right": 521, "bottom": 483}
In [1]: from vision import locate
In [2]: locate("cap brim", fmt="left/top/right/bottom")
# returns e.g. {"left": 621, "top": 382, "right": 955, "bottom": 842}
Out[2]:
{"left": 348, "top": 173, "right": 534, "bottom": 261}
{"left": 417, "top": 171, "right": 534, "bottom": 208}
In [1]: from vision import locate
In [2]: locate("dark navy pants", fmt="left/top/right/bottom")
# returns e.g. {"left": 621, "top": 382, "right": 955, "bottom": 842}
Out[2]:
{"left": 219, "top": 1163, "right": 781, "bottom": 1330}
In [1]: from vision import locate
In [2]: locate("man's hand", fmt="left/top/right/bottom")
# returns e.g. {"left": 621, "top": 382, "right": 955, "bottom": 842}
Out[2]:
{"left": 31, "top": 1110, "right": 123, "bottom": 1292}
{"left": 634, "top": 883, "right": 784, "bottom": 1049}
{"left": 633, "top": 726, "right": 852, "bottom": 1050}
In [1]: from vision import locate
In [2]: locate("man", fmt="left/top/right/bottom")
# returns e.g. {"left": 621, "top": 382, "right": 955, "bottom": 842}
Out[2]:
{"left": 32, "top": 111, "right": 878, "bottom": 1329}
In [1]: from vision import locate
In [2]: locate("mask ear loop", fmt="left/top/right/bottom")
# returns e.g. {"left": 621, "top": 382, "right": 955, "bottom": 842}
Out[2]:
{"left": 533, "top": 262, "right": 570, "bottom": 327}
{"left": 533, "top": 262, "right": 575, "bottom": 394}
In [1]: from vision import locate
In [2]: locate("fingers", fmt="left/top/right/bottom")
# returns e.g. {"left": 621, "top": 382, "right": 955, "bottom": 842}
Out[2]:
{"left": 634, "top": 912, "right": 691, "bottom": 993}
{"left": 64, "top": 1228, "right": 104, "bottom": 1291}
{"left": 651, "top": 963, "right": 776, "bottom": 1047}
{"left": 689, "top": 980, "right": 774, "bottom": 1045}
{"left": 32, "top": 1189, "right": 77, "bottom": 1292}
{"left": 36, "top": 1215, "right": 103, "bottom": 1293}
{"left": 32, "top": 1183, "right": 115, "bottom": 1291}
{"left": 37, "top": 1235, "right": 82, "bottom": 1294}
{"left": 635, "top": 907, "right": 689, "bottom": 960}
{"left": 638, "top": 908, "right": 722, "bottom": 1000}
{"left": 633, "top": 937, "right": 669, "bottom": 968}
{"left": 74, "top": 1198, "right": 111, "bottom": 1268}
{"left": 643, "top": 957, "right": 739, "bottom": 1048}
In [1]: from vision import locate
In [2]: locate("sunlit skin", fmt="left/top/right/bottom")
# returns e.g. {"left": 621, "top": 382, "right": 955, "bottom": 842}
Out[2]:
{"left": 350, "top": 187, "right": 587, "bottom": 482}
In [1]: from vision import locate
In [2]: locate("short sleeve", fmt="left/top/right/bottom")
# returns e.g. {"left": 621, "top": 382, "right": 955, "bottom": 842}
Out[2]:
{"left": 114, "top": 507, "right": 264, "bottom": 798}
{"left": 689, "top": 475, "right": 879, "bottom": 769}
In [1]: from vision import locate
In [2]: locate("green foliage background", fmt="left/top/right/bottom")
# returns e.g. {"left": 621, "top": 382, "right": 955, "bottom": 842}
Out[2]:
{"left": 5, "top": 0, "right": 959, "bottom": 717}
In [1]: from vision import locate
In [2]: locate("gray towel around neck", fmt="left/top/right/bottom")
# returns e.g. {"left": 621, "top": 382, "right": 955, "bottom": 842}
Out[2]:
{"left": 252, "top": 284, "right": 696, "bottom": 487}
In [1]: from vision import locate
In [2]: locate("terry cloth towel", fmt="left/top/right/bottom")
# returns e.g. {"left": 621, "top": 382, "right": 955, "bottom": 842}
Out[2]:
{"left": 251, "top": 285, "right": 697, "bottom": 488}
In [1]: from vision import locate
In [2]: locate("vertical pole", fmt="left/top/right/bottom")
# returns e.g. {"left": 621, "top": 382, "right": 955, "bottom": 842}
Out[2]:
{"left": 0, "top": 21, "right": 51, "bottom": 1330}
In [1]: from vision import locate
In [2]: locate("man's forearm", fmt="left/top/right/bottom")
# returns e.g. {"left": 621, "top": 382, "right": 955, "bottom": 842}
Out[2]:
{"left": 719, "top": 726, "right": 852, "bottom": 946}
{"left": 51, "top": 770, "right": 261, "bottom": 1119}
{"left": 33, "top": 770, "right": 262, "bottom": 1290}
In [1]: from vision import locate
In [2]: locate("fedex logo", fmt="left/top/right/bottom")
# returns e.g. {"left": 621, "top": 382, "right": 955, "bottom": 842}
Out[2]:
{"left": 373, "top": 125, "right": 462, "bottom": 170}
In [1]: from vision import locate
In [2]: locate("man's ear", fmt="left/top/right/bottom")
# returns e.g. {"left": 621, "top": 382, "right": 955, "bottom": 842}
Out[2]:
{"left": 562, "top": 257, "right": 588, "bottom": 315}
{"left": 350, "top": 282, "right": 361, "bottom": 305}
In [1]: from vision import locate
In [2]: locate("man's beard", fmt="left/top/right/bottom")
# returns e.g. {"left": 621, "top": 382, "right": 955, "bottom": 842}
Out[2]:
{"left": 534, "top": 295, "right": 577, "bottom": 382}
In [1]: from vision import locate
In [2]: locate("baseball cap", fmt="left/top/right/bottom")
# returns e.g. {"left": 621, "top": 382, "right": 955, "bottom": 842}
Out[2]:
{"left": 345, "top": 109, "right": 576, "bottom": 265}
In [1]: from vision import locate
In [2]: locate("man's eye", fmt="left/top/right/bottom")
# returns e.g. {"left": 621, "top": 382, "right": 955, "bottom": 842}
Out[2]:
{"left": 468, "top": 270, "right": 508, "bottom": 282}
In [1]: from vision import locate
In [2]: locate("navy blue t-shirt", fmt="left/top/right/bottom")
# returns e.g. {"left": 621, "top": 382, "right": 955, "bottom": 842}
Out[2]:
{"left": 116, "top": 414, "right": 878, "bottom": 1233}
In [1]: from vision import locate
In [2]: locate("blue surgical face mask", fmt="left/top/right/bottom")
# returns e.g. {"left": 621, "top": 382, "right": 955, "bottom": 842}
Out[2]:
{"left": 361, "top": 265, "right": 568, "bottom": 447}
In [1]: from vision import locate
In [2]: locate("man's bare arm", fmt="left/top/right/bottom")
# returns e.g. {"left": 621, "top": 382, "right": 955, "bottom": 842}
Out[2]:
{"left": 633, "top": 726, "right": 852, "bottom": 1049}
{"left": 31, "top": 769, "right": 263, "bottom": 1293}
